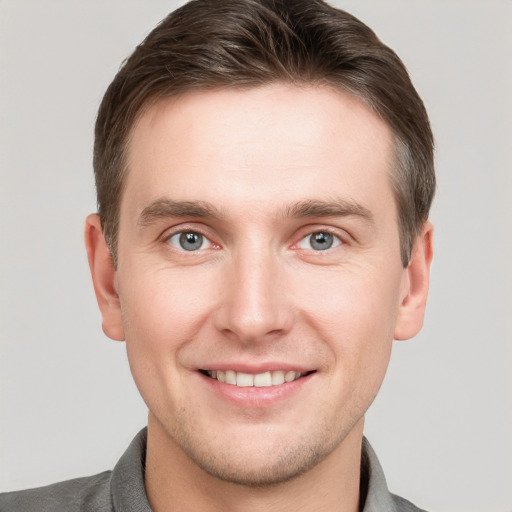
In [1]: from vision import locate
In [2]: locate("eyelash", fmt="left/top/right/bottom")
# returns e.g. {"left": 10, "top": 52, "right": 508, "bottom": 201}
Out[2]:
{"left": 164, "top": 228, "right": 217, "bottom": 252}
{"left": 295, "top": 230, "right": 343, "bottom": 252}
{"left": 163, "top": 226, "right": 344, "bottom": 253}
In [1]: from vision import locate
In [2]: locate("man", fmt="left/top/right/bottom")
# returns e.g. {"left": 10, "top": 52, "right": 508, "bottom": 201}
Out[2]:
{"left": 0, "top": 0, "right": 434, "bottom": 510}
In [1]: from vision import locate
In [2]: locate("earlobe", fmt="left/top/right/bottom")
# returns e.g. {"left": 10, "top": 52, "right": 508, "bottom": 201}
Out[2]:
{"left": 84, "top": 214, "right": 125, "bottom": 341}
{"left": 394, "top": 222, "right": 434, "bottom": 341}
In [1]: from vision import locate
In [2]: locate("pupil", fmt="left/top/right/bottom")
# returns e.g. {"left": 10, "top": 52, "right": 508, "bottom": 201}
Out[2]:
{"left": 311, "top": 232, "right": 333, "bottom": 250}
{"left": 179, "top": 232, "right": 202, "bottom": 251}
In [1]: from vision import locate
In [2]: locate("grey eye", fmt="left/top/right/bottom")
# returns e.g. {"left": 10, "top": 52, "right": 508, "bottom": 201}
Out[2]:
{"left": 310, "top": 232, "right": 333, "bottom": 250}
{"left": 168, "top": 231, "right": 210, "bottom": 251}
{"left": 297, "top": 231, "right": 342, "bottom": 251}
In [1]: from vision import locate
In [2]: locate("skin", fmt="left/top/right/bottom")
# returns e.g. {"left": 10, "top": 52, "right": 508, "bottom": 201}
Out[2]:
{"left": 85, "top": 84, "right": 433, "bottom": 512}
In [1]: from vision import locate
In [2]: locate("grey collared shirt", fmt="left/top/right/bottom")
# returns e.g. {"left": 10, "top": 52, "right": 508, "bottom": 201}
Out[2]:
{"left": 0, "top": 429, "right": 426, "bottom": 511}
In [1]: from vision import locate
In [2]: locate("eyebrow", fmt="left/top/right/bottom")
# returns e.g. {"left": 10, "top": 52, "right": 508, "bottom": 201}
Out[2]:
{"left": 284, "top": 199, "right": 374, "bottom": 224}
{"left": 138, "top": 199, "right": 223, "bottom": 227}
{"left": 137, "top": 197, "right": 374, "bottom": 227}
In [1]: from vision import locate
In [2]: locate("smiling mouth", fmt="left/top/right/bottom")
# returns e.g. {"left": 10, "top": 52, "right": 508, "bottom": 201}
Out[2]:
{"left": 200, "top": 369, "right": 314, "bottom": 388}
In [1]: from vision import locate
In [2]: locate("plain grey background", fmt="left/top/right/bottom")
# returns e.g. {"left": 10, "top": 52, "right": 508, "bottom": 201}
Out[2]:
{"left": 1, "top": 1, "right": 511, "bottom": 511}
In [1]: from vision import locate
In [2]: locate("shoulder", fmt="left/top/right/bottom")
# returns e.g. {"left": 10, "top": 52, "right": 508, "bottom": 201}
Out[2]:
{"left": 0, "top": 471, "right": 112, "bottom": 512}
{"left": 391, "top": 492, "right": 428, "bottom": 512}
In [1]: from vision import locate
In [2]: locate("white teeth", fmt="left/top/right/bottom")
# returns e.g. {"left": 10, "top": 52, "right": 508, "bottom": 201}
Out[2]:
{"left": 253, "top": 371, "right": 272, "bottom": 387}
{"left": 285, "top": 371, "right": 296, "bottom": 382}
{"left": 225, "top": 370, "right": 237, "bottom": 385}
{"left": 271, "top": 371, "right": 285, "bottom": 385}
{"left": 206, "top": 369, "right": 306, "bottom": 387}
{"left": 236, "top": 372, "right": 253, "bottom": 387}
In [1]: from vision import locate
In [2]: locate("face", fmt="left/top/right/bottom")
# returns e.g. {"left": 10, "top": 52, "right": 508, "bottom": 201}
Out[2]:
{"left": 87, "top": 84, "right": 430, "bottom": 486}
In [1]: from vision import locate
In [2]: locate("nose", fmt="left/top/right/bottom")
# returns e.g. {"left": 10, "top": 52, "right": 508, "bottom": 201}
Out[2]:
{"left": 212, "top": 243, "right": 294, "bottom": 344}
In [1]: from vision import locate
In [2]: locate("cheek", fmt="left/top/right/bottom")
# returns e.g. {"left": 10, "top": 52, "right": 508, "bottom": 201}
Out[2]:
{"left": 120, "top": 266, "right": 214, "bottom": 337}
{"left": 301, "top": 265, "right": 400, "bottom": 329}
{"left": 118, "top": 268, "right": 219, "bottom": 392}
{"left": 118, "top": 270, "right": 215, "bottom": 412}
{"left": 296, "top": 265, "right": 402, "bottom": 376}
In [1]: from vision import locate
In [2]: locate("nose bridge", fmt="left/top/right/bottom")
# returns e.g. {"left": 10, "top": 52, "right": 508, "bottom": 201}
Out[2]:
{"left": 215, "top": 236, "right": 292, "bottom": 342}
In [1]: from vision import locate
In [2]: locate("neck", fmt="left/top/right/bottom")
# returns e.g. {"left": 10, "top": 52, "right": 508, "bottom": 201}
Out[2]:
{"left": 145, "top": 414, "right": 364, "bottom": 512}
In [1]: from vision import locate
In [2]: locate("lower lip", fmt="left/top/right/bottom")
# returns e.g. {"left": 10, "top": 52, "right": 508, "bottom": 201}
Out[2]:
{"left": 198, "top": 371, "right": 314, "bottom": 408}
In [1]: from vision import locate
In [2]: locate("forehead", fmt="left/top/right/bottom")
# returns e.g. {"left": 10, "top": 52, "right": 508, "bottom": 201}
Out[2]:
{"left": 123, "top": 84, "right": 395, "bottom": 219}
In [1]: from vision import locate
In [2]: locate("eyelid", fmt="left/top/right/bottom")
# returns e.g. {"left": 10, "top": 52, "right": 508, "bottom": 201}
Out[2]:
{"left": 292, "top": 225, "right": 347, "bottom": 250}
{"left": 161, "top": 223, "right": 220, "bottom": 250}
{"left": 167, "top": 231, "right": 212, "bottom": 251}
{"left": 297, "top": 233, "right": 342, "bottom": 250}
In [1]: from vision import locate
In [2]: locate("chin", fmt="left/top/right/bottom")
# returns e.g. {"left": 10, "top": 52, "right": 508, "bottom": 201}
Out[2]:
{"left": 184, "top": 441, "right": 328, "bottom": 487}
{"left": 165, "top": 418, "right": 349, "bottom": 488}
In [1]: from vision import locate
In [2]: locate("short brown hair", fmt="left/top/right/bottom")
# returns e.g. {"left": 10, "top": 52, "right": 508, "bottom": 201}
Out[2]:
{"left": 94, "top": 0, "right": 435, "bottom": 267}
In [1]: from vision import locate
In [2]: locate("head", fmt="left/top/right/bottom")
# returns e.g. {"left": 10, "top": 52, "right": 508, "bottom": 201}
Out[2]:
{"left": 94, "top": 0, "right": 435, "bottom": 269}
{"left": 86, "top": 0, "right": 435, "bottom": 492}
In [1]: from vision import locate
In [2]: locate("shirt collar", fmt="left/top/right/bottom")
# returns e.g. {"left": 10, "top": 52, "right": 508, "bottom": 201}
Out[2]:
{"left": 360, "top": 437, "right": 398, "bottom": 512}
{"left": 111, "top": 428, "right": 152, "bottom": 512}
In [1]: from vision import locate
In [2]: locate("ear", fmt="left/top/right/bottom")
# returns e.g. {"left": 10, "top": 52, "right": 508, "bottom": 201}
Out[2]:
{"left": 394, "top": 222, "right": 434, "bottom": 341}
{"left": 84, "top": 214, "right": 125, "bottom": 341}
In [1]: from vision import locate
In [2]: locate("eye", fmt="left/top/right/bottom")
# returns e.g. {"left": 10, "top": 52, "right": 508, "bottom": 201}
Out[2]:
{"left": 297, "top": 231, "right": 342, "bottom": 251}
{"left": 167, "top": 231, "right": 212, "bottom": 251}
